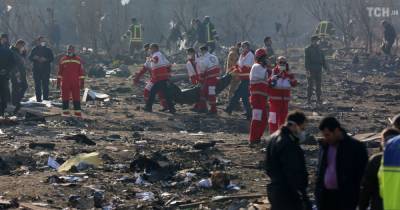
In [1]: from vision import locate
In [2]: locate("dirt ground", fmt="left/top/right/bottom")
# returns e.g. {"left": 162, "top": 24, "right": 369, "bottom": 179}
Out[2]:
{"left": 0, "top": 58, "right": 399, "bottom": 209}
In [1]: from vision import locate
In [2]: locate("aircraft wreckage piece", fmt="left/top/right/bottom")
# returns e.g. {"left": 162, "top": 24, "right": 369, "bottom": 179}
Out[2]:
{"left": 171, "top": 73, "right": 232, "bottom": 104}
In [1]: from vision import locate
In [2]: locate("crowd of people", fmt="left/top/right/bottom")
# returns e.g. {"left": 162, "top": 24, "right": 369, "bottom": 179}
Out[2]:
{"left": 0, "top": 34, "right": 85, "bottom": 118}
{"left": 265, "top": 112, "right": 400, "bottom": 210}
{"left": 0, "top": 15, "right": 399, "bottom": 210}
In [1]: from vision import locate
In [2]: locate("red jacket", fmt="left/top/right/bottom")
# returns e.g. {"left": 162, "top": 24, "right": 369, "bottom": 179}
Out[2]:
{"left": 58, "top": 55, "right": 84, "bottom": 85}
{"left": 268, "top": 64, "right": 297, "bottom": 100}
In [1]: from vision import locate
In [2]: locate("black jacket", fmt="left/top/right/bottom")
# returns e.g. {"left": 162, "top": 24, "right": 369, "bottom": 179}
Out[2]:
{"left": 10, "top": 47, "right": 27, "bottom": 78}
{"left": 266, "top": 126, "right": 308, "bottom": 194}
{"left": 305, "top": 44, "right": 327, "bottom": 71}
{"left": 358, "top": 153, "right": 383, "bottom": 210}
{"left": 0, "top": 46, "right": 16, "bottom": 80}
{"left": 315, "top": 131, "right": 368, "bottom": 210}
{"left": 28, "top": 45, "right": 54, "bottom": 73}
{"left": 384, "top": 24, "right": 396, "bottom": 44}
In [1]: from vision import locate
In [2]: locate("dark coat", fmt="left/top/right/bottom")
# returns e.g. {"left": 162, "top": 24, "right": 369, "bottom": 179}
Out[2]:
{"left": 28, "top": 45, "right": 54, "bottom": 74}
{"left": 266, "top": 126, "right": 308, "bottom": 194}
{"left": 384, "top": 24, "right": 396, "bottom": 44}
{"left": 305, "top": 44, "right": 327, "bottom": 71}
{"left": 358, "top": 153, "right": 383, "bottom": 210}
{"left": 315, "top": 132, "right": 368, "bottom": 210}
{"left": 0, "top": 46, "right": 16, "bottom": 80}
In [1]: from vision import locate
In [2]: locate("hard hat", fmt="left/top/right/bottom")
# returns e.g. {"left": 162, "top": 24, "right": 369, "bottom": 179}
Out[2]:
{"left": 255, "top": 48, "right": 267, "bottom": 58}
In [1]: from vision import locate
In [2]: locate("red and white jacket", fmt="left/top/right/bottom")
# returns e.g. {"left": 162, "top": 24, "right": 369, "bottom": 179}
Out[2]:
{"left": 197, "top": 52, "right": 220, "bottom": 83}
{"left": 147, "top": 51, "right": 172, "bottom": 82}
{"left": 268, "top": 64, "right": 297, "bottom": 101}
{"left": 186, "top": 57, "right": 200, "bottom": 84}
{"left": 237, "top": 51, "right": 254, "bottom": 80}
{"left": 249, "top": 63, "right": 271, "bottom": 97}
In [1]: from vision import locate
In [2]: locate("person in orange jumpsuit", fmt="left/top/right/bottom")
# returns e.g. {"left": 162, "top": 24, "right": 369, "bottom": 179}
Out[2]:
{"left": 267, "top": 56, "right": 297, "bottom": 134}
{"left": 57, "top": 45, "right": 85, "bottom": 117}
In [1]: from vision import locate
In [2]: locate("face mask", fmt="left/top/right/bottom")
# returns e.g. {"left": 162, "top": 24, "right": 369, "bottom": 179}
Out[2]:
{"left": 297, "top": 130, "right": 307, "bottom": 143}
{"left": 40, "top": 42, "right": 46, "bottom": 47}
{"left": 67, "top": 52, "right": 75, "bottom": 57}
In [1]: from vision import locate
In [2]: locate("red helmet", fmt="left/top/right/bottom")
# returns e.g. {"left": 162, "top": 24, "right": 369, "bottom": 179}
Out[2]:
{"left": 255, "top": 48, "right": 267, "bottom": 58}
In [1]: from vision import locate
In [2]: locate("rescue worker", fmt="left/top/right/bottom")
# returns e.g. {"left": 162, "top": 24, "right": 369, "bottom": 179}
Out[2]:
{"left": 133, "top": 44, "right": 168, "bottom": 111}
{"left": 267, "top": 56, "right": 297, "bottom": 134}
{"left": 143, "top": 44, "right": 175, "bottom": 113}
{"left": 0, "top": 41, "right": 16, "bottom": 117}
{"left": 197, "top": 45, "right": 220, "bottom": 114}
{"left": 379, "top": 134, "right": 400, "bottom": 210}
{"left": 249, "top": 48, "right": 270, "bottom": 144}
{"left": 381, "top": 20, "right": 397, "bottom": 56}
{"left": 127, "top": 18, "right": 143, "bottom": 57}
{"left": 225, "top": 41, "right": 253, "bottom": 119}
{"left": 203, "top": 16, "right": 218, "bottom": 53}
{"left": 265, "top": 111, "right": 312, "bottom": 210}
{"left": 305, "top": 35, "right": 328, "bottom": 106}
{"left": 29, "top": 36, "right": 54, "bottom": 102}
{"left": 57, "top": 45, "right": 85, "bottom": 117}
{"left": 185, "top": 48, "right": 202, "bottom": 111}
{"left": 10, "top": 40, "right": 28, "bottom": 114}
{"left": 225, "top": 45, "right": 240, "bottom": 104}
{"left": 186, "top": 48, "right": 199, "bottom": 85}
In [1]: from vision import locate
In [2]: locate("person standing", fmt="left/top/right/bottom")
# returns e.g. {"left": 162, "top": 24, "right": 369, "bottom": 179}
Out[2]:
{"left": 379, "top": 134, "right": 400, "bottom": 210}
{"left": 265, "top": 111, "right": 312, "bottom": 210}
{"left": 225, "top": 41, "right": 253, "bottom": 119}
{"left": 197, "top": 45, "right": 220, "bottom": 114}
{"left": 225, "top": 46, "right": 240, "bottom": 101}
{"left": 0, "top": 40, "right": 15, "bottom": 117}
{"left": 267, "top": 56, "right": 297, "bottom": 133}
{"left": 359, "top": 128, "right": 400, "bottom": 210}
{"left": 143, "top": 44, "right": 175, "bottom": 113}
{"left": 249, "top": 48, "right": 270, "bottom": 144}
{"left": 29, "top": 36, "right": 54, "bottom": 102}
{"left": 127, "top": 18, "right": 143, "bottom": 57}
{"left": 381, "top": 20, "right": 397, "bottom": 56}
{"left": 305, "top": 35, "right": 328, "bottom": 106}
{"left": 0, "top": 33, "right": 10, "bottom": 48}
{"left": 203, "top": 16, "right": 218, "bottom": 53}
{"left": 57, "top": 45, "right": 85, "bottom": 117}
{"left": 10, "top": 40, "right": 28, "bottom": 114}
{"left": 315, "top": 117, "right": 368, "bottom": 210}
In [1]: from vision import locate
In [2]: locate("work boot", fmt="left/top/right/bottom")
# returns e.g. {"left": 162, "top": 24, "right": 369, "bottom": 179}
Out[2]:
{"left": 13, "top": 104, "right": 21, "bottom": 115}
{"left": 62, "top": 110, "right": 71, "bottom": 117}
{"left": 143, "top": 105, "right": 153, "bottom": 112}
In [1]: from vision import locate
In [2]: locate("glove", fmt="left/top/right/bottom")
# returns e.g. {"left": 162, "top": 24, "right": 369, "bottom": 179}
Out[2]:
{"left": 80, "top": 79, "right": 85, "bottom": 90}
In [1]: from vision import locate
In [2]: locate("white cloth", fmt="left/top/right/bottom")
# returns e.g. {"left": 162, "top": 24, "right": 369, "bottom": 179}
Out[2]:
{"left": 238, "top": 51, "right": 255, "bottom": 68}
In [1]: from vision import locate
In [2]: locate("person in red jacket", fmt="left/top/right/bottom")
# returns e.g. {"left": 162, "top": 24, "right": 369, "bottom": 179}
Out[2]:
{"left": 197, "top": 45, "right": 221, "bottom": 114}
{"left": 249, "top": 48, "right": 271, "bottom": 144}
{"left": 133, "top": 44, "right": 168, "bottom": 111}
{"left": 57, "top": 45, "right": 85, "bottom": 117}
{"left": 268, "top": 56, "right": 297, "bottom": 134}
{"left": 186, "top": 48, "right": 200, "bottom": 85}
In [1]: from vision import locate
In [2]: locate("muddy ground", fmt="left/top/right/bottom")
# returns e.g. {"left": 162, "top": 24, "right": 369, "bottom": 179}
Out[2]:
{"left": 0, "top": 58, "right": 399, "bottom": 210}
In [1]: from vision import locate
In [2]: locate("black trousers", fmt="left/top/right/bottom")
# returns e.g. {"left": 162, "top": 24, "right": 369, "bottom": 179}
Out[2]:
{"left": 307, "top": 69, "right": 322, "bottom": 102}
{"left": 146, "top": 80, "right": 174, "bottom": 110}
{"left": 0, "top": 78, "right": 10, "bottom": 116}
{"left": 11, "top": 72, "right": 28, "bottom": 109}
{"left": 226, "top": 80, "right": 251, "bottom": 117}
{"left": 318, "top": 189, "right": 341, "bottom": 210}
{"left": 33, "top": 70, "right": 50, "bottom": 102}
{"left": 267, "top": 184, "right": 303, "bottom": 210}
